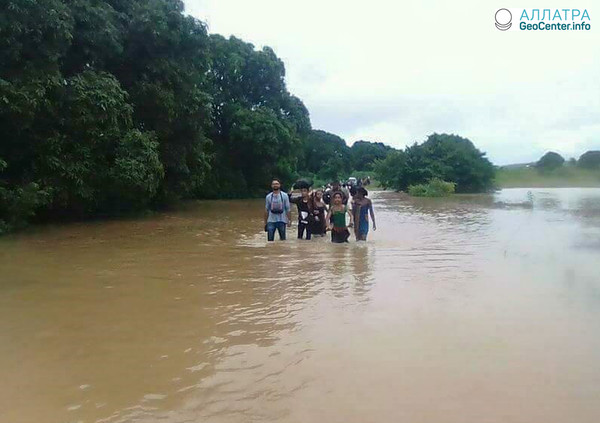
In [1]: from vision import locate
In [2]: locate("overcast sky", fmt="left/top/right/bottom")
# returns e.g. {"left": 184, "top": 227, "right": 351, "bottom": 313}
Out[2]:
{"left": 186, "top": 0, "right": 599, "bottom": 165}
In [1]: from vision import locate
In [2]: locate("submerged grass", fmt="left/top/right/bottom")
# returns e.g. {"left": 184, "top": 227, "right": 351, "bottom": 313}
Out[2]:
{"left": 408, "top": 178, "right": 456, "bottom": 197}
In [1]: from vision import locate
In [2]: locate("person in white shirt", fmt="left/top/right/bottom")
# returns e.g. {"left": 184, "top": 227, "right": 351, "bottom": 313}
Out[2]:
{"left": 264, "top": 178, "right": 291, "bottom": 241}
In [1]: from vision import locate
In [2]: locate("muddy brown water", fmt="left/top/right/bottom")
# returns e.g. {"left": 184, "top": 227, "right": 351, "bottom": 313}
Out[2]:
{"left": 1, "top": 188, "right": 600, "bottom": 423}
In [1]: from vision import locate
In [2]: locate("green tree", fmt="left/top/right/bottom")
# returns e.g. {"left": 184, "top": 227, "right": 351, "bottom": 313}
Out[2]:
{"left": 37, "top": 71, "right": 163, "bottom": 214}
{"left": 350, "top": 141, "right": 394, "bottom": 170}
{"left": 223, "top": 105, "right": 298, "bottom": 194}
{"left": 207, "top": 34, "right": 310, "bottom": 194}
{"left": 117, "top": 0, "right": 213, "bottom": 201}
{"left": 300, "top": 130, "right": 351, "bottom": 176}
{"left": 373, "top": 150, "right": 408, "bottom": 190}
{"left": 536, "top": 151, "right": 565, "bottom": 171}
{"left": 374, "top": 133, "right": 495, "bottom": 193}
{"left": 419, "top": 134, "right": 495, "bottom": 192}
{"left": 0, "top": 0, "right": 74, "bottom": 79}
{"left": 577, "top": 151, "right": 600, "bottom": 169}
{"left": 62, "top": 0, "right": 124, "bottom": 76}
{"left": 1, "top": 0, "right": 361, "bottom": 233}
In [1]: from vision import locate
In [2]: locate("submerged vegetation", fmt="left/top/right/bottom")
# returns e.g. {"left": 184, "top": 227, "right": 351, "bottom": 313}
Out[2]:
{"left": 408, "top": 178, "right": 456, "bottom": 197}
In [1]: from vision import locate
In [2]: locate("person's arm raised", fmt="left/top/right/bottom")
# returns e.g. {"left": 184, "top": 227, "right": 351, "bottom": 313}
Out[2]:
{"left": 288, "top": 191, "right": 299, "bottom": 203}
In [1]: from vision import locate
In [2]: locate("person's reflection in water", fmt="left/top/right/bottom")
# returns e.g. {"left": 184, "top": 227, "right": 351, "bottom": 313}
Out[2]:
{"left": 326, "top": 243, "right": 374, "bottom": 301}
{"left": 350, "top": 244, "right": 374, "bottom": 301}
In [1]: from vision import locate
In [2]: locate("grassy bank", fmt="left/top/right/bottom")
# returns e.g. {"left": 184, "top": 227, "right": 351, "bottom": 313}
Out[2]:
{"left": 495, "top": 166, "right": 600, "bottom": 188}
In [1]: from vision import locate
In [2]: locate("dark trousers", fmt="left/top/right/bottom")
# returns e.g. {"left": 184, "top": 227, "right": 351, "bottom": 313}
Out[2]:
{"left": 331, "top": 228, "right": 350, "bottom": 243}
{"left": 267, "top": 221, "right": 286, "bottom": 241}
{"left": 298, "top": 222, "right": 312, "bottom": 240}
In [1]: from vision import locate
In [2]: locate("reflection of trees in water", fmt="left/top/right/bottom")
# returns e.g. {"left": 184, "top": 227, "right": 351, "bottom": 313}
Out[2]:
{"left": 350, "top": 246, "right": 374, "bottom": 300}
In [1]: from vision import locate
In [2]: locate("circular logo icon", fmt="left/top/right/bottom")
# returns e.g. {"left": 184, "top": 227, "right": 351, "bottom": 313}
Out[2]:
{"left": 495, "top": 8, "right": 512, "bottom": 31}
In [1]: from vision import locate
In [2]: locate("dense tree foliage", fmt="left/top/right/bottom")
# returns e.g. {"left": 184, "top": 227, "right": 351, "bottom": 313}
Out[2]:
{"left": 299, "top": 132, "right": 393, "bottom": 183}
{"left": 1, "top": 0, "right": 218, "bottom": 230}
{"left": 6, "top": 1, "right": 499, "bottom": 233}
{"left": 0, "top": 0, "right": 391, "bottom": 233}
{"left": 536, "top": 151, "right": 565, "bottom": 171}
{"left": 577, "top": 151, "right": 600, "bottom": 169}
{"left": 300, "top": 130, "right": 352, "bottom": 181}
{"left": 374, "top": 133, "right": 495, "bottom": 193}
{"left": 350, "top": 141, "right": 393, "bottom": 171}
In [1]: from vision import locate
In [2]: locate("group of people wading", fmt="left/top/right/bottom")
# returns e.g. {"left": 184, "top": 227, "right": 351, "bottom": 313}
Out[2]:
{"left": 264, "top": 178, "right": 376, "bottom": 243}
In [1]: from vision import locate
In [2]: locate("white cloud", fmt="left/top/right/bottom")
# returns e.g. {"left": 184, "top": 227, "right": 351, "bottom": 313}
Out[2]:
{"left": 186, "top": 0, "right": 600, "bottom": 164}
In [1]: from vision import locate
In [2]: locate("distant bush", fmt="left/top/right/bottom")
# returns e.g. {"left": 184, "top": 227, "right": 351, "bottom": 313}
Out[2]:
{"left": 536, "top": 152, "right": 565, "bottom": 171}
{"left": 578, "top": 151, "right": 600, "bottom": 170}
{"left": 408, "top": 178, "right": 455, "bottom": 197}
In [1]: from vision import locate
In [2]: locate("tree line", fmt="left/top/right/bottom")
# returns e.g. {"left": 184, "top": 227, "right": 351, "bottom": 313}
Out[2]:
{"left": 0, "top": 0, "right": 389, "bottom": 233}
{"left": 535, "top": 150, "right": 600, "bottom": 171}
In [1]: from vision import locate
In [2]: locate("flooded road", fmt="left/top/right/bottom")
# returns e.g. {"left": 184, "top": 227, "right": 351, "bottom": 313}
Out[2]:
{"left": 1, "top": 188, "right": 600, "bottom": 423}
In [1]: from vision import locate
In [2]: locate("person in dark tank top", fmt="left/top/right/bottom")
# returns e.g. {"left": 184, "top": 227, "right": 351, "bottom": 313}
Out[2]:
{"left": 309, "top": 189, "right": 327, "bottom": 236}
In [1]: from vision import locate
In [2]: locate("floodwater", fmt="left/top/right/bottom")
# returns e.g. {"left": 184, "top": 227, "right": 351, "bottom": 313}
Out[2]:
{"left": 1, "top": 188, "right": 600, "bottom": 423}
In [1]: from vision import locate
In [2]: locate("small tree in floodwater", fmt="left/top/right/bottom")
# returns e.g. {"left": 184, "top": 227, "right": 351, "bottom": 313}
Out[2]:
{"left": 374, "top": 133, "right": 495, "bottom": 193}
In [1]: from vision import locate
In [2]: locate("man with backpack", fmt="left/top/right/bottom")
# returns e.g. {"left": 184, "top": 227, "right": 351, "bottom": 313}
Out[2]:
{"left": 264, "top": 178, "right": 291, "bottom": 241}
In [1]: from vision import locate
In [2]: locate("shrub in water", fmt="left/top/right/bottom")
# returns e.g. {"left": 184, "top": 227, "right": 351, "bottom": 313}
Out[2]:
{"left": 408, "top": 178, "right": 455, "bottom": 197}
{"left": 374, "top": 133, "right": 495, "bottom": 193}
